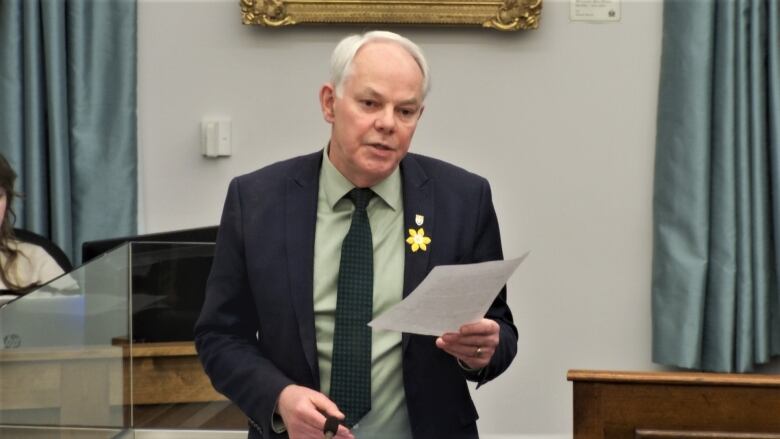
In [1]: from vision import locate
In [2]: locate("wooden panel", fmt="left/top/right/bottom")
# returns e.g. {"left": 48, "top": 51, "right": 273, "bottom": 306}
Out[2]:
{"left": 131, "top": 355, "right": 227, "bottom": 404}
{"left": 599, "top": 383, "right": 780, "bottom": 428}
{"left": 569, "top": 370, "right": 780, "bottom": 439}
{"left": 0, "top": 345, "right": 125, "bottom": 412}
{"left": 0, "top": 342, "right": 240, "bottom": 429}
{"left": 0, "top": 360, "right": 62, "bottom": 409}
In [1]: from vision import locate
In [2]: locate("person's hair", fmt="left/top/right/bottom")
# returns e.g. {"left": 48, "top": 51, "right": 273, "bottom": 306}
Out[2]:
{"left": 0, "top": 154, "right": 24, "bottom": 291}
{"left": 330, "top": 30, "right": 431, "bottom": 99}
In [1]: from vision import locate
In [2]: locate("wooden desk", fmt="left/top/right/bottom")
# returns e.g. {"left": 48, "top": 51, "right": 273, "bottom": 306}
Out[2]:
{"left": 0, "top": 345, "right": 125, "bottom": 426}
{"left": 568, "top": 370, "right": 780, "bottom": 439}
{"left": 127, "top": 341, "right": 245, "bottom": 429}
{"left": 0, "top": 342, "right": 245, "bottom": 429}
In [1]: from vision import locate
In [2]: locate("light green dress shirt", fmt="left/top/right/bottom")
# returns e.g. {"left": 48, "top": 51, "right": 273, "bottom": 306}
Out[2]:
{"left": 313, "top": 149, "right": 412, "bottom": 439}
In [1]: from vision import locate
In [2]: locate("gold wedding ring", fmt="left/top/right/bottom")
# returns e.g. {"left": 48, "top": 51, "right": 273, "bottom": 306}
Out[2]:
{"left": 475, "top": 346, "right": 483, "bottom": 357}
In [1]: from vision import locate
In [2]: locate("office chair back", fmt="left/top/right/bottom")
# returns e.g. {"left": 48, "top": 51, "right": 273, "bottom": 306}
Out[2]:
{"left": 12, "top": 229, "right": 73, "bottom": 273}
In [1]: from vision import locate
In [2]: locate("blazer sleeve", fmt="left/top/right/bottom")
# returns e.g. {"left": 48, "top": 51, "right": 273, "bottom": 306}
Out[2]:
{"left": 465, "top": 180, "right": 518, "bottom": 387}
{"left": 194, "top": 177, "right": 295, "bottom": 436}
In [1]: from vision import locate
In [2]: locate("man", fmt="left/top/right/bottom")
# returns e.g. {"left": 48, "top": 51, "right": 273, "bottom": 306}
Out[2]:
{"left": 195, "top": 31, "right": 517, "bottom": 439}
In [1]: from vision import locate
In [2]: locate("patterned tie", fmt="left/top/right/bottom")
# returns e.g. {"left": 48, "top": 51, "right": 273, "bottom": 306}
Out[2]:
{"left": 330, "top": 188, "right": 374, "bottom": 427}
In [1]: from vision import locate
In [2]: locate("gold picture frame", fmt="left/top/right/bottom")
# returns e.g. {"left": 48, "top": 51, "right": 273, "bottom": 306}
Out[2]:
{"left": 240, "top": 0, "right": 542, "bottom": 31}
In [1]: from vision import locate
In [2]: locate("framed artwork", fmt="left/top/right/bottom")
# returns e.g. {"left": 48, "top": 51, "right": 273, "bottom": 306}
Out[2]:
{"left": 240, "top": 0, "right": 542, "bottom": 31}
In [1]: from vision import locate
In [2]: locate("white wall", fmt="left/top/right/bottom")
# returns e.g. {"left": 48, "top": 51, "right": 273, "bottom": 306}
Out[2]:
{"left": 138, "top": 0, "right": 674, "bottom": 436}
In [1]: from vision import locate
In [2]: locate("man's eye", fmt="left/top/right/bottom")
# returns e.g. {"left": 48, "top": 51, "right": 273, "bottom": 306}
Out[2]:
{"left": 361, "top": 100, "right": 376, "bottom": 108}
{"left": 399, "top": 108, "right": 416, "bottom": 118}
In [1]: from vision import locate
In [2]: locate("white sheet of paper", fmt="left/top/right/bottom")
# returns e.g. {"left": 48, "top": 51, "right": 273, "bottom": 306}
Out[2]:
{"left": 368, "top": 252, "right": 528, "bottom": 336}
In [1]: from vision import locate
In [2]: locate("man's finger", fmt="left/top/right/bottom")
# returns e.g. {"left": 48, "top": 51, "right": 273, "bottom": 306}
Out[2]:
{"left": 439, "top": 332, "right": 498, "bottom": 350}
{"left": 459, "top": 319, "right": 499, "bottom": 335}
{"left": 336, "top": 424, "right": 355, "bottom": 439}
{"left": 310, "top": 392, "right": 345, "bottom": 420}
{"left": 444, "top": 343, "right": 493, "bottom": 359}
{"left": 447, "top": 334, "right": 497, "bottom": 346}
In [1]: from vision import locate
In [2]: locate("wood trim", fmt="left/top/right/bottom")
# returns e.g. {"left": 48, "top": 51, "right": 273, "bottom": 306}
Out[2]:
{"left": 636, "top": 430, "right": 780, "bottom": 439}
{"left": 0, "top": 346, "right": 124, "bottom": 363}
{"left": 0, "top": 342, "right": 197, "bottom": 362}
{"left": 129, "top": 341, "right": 197, "bottom": 358}
{"left": 567, "top": 369, "right": 780, "bottom": 388}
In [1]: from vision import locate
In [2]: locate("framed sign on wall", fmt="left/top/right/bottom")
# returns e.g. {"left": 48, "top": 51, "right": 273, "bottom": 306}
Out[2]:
{"left": 240, "top": 0, "right": 542, "bottom": 31}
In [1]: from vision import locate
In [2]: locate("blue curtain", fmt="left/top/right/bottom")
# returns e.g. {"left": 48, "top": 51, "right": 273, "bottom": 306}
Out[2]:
{"left": 653, "top": 0, "right": 780, "bottom": 373}
{"left": 0, "top": 0, "right": 137, "bottom": 264}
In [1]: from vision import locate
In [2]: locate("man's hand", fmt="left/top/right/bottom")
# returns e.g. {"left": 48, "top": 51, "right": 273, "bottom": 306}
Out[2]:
{"left": 277, "top": 385, "right": 354, "bottom": 439}
{"left": 435, "top": 318, "right": 500, "bottom": 369}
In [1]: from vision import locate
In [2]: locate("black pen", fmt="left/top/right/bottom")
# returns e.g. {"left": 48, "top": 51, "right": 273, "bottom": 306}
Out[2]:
{"left": 323, "top": 416, "right": 342, "bottom": 439}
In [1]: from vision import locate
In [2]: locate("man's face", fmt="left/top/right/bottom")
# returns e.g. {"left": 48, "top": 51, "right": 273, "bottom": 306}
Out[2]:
{"left": 320, "top": 41, "right": 424, "bottom": 188}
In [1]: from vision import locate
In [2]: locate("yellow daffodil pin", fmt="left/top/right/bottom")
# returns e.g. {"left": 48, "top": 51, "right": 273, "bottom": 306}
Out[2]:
{"left": 406, "top": 228, "right": 431, "bottom": 252}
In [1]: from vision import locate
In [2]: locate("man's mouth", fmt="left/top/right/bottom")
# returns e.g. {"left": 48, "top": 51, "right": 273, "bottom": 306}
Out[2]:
{"left": 367, "top": 142, "right": 393, "bottom": 151}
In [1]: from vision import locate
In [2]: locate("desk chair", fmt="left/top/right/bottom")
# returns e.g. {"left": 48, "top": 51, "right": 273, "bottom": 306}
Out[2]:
{"left": 12, "top": 228, "right": 73, "bottom": 273}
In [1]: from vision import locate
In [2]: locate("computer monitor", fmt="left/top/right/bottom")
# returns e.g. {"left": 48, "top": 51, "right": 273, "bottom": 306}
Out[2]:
{"left": 129, "top": 242, "right": 215, "bottom": 342}
{"left": 81, "top": 226, "right": 218, "bottom": 264}
{"left": 81, "top": 227, "right": 219, "bottom": 342}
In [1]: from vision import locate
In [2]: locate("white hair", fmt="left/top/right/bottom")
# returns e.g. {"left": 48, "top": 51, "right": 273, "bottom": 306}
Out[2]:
{"left": 329, "top": 31, "right": 430, "bottom": 99}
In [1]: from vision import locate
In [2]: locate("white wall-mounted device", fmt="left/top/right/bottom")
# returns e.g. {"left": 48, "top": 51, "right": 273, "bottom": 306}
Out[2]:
{"left": 201, "top": 119, "right": 232, "bottom": 158}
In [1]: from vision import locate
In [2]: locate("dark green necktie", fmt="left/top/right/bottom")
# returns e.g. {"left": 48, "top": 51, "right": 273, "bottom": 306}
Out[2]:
{"left": 330, "top": 188, "right": 374, "bottom": 427}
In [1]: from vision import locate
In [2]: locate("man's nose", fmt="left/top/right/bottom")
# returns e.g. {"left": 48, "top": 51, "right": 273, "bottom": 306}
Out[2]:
{"left": 374, "top": 107, "right": 396, "bottom": 132}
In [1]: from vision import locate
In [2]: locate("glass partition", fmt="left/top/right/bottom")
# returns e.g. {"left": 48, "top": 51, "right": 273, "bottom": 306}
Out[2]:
{"left": 0, "top": 242, "right": 243, "bottom": 437}
{"left": 0, "top": 241, "right": 130, "bottom": 430}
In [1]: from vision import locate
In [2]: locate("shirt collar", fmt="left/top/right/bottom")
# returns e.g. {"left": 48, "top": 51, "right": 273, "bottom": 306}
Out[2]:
{"left": 321, "top": 147, "right": 402, "bottom": 211}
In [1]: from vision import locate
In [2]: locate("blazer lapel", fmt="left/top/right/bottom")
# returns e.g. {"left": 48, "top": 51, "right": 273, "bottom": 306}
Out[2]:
{"left": 285, "top": 152, "right": 323, "bottom": 387}
{"left": 400, "top": 154, "right": 433, "bottom": 352}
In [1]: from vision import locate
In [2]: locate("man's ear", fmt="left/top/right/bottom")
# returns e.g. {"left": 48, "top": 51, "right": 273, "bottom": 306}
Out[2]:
{"left": 319, "top": 83, "right": 337, "bottom": 123}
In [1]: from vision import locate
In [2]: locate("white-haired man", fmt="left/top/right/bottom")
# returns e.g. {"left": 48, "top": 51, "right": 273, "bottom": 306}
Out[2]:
{"left": 196, "top": 31, "right": 517, "bottom": 439}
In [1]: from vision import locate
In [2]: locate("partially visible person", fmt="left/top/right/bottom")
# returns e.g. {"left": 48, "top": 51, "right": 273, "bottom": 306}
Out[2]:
{"left": 0, "top": 154, "right": 64, "bottom": 294}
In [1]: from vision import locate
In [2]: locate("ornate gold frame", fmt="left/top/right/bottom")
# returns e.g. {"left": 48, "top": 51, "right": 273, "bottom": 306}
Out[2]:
{"left": 240, "top": 0, "right": 542, "bottom": 31}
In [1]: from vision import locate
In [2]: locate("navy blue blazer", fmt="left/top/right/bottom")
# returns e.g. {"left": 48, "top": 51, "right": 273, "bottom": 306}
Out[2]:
{"left": 195, "top": 151, "right": 517, "bottom": 439}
